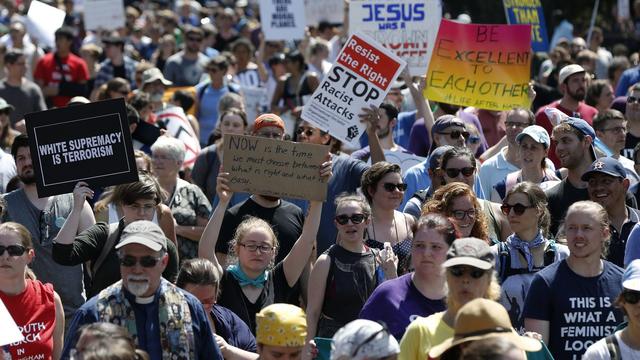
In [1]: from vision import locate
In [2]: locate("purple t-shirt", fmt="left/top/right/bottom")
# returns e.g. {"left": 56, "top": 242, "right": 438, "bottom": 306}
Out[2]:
{"left": 359, "top": 273, "right": 446, "bottom": 340}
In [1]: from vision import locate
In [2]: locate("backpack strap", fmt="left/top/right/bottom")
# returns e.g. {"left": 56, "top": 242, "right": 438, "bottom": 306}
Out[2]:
{"left": 92, "top": 221, "right": 123, "bottom": 279}
{"left": 197, "top": 83, "right": 209, "bottom": 103}
{"left": 605, "top": 333, "right": 621, "bottom": 360}
{"left": 498, "top": 241, "right": 511, "bottom": 284}
{"left": 543, "top": 240, "right": 557, "bottom": 267}
{"left": 505, "top": 171, "right": 520, "bottom": 195}
{"left": 411, "top": 189, "right": 429, "bottom": 204}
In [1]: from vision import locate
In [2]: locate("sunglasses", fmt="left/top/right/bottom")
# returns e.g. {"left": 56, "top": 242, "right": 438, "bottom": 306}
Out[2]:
{"left": 0, "top": 244, "right": 27, "bottom": 256}
{"left": 383, "top": 182, "right": 408, "bottom": 192}
{"left": 335, "top": 213, "right": 367, "bottom": 225}
{"left": 623, "top": 290, "right": 640, "bottom": 304}
{"left": 118, "top": 254, "right": 163, "bottom": 268}
{"left": 296, "top": 127, "right": 315, "bottom": 137}
{"left": 500, "top": 203, "right": 534, "bottom": 216}
{"left": 451, "top": 209, "right": 476, "bottom": 220}
{"left": 627, "top": 96, "right": 640, "bottom": 104}
{"left": 439, "top": 130, "right": 469, "bottom": 140}
{"left": 467, "top": 136, "right": 480, "bottom": 144}
{"left": 448, "top": 266, "right": 486, "bottom": 279}
{"left": 444, "top": 167, "right": 475, "bottom": 178}
{"left": 255, "top": 131, "right": 283, "bottom": 139}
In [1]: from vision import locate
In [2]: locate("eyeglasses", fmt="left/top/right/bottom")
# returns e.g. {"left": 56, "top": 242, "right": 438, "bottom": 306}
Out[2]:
{"left": 505, "top": 121, "right": 528, "bottom": 129}
{"left": 118, "top": 254, "right": 163, "bottom": 268}
{"left": 448, "top": 266, "right": 486, "bottom": 279}
{"left": 500, "top": 203, "right": 534, "bottom": 216}
{"left": 124, "top": 203, "right": 156, "bottom": 214}
{"left": 623, "top": 290, "right": 640, "bottom": 304}
{"left": 255, "top": 131, "right": 283, "bottom": 139}
{"left": 0, "top": 244, "right": 27, "bottom": 256}
{"left": 438, "top": 130, "right": 469, "bottom": 140}
{"left": 351, "top": 322, "right": 389, "bottom": 357}
{"left": 238, "top": 243, "right": 274, "bottom": 253}
{"left": 599, "top": 126, "right": 627, "bottom": 134}
{"left": 444, "top": 167, "right": 475, "bottom": 178}
{"left": 296, "top": 127, "right": 315, "bottom": 137}
{"left": 627, "top": 96, "right": 640, "bottom": 104}
{"left": 451, "top": 209, "right": 476, "bottom": 220}
{"left": 187, "top": 37, "right": 203, "bottom": 42}
{"left": 382, "top": 182, "right": 408, "bottom": 192}
{"left": 335, "top": 213, "right": 367, "bottom": 225}
{"left": 467, "top": 135, "right": 480, "bottom": 144}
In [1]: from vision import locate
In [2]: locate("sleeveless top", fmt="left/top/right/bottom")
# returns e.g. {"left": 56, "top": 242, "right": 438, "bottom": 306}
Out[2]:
{"left": 0, "top": 280, "right": 56, "bottom": 360}
{"left": 282, "top": 73, "right": 313, "bottom": 111}
{"left": 318, "top": 245, "right": 382, "bottom": 337}
{"left": 365, "top": 214, "right": 412, "bottom": 275}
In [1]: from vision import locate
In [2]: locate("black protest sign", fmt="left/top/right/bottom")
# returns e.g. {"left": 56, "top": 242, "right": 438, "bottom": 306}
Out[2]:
{"left": 25, "top": 98, "right": 138, "bottom": 197}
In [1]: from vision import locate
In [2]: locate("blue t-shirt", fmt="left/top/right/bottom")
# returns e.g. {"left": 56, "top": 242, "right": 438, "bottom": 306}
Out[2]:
{"left": 195, "top": 82, "right": 230, "bottom": 146}
{"left": 359, "top": 273, "right": 445, "bottom": 340}
{"left": 523, "top": 260, "right": 624, "bottom": 360}
{"left": 212, "top": 305, "right": 256, "bottom": 352}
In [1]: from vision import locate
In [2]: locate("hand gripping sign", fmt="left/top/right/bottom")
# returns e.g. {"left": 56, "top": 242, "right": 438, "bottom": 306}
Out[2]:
{"left": 301, "top": 32, "right": 406, "bottom": 147}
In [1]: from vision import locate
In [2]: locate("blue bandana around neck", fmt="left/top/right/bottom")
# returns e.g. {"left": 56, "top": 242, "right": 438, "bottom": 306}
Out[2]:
{"left": 508, "top": 231, "right": 546, "bottom": 271}
{"left": 227, "top": 264, "right": 268, "bottom": 288}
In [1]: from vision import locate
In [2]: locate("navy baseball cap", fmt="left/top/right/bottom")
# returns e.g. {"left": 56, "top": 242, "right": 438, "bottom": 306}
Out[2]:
{"left": 564, "top": 117, "right": 596, "bottom": 139}
{"left": 428, "top": 145, "right": 454, "bottom": 171}
{"left": 581, "top": 157, "right": 627, "bottom": 181}
{"left": 431, "top": 115, "right": 466, "bottom": 137}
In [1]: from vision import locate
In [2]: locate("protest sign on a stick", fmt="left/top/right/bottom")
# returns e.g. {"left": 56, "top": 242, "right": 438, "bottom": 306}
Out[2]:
{"left": 83, "top": 0, "right": 125, "bottom": 30}
{"left": 425, "top": 19, "right": 532, "bottom": 112}
{"left": 503, "top": 0, "right": 549, "bottom": 52}
{"left": 301, "top": 32, "right": 406, "bottom": 147}
{"left": 260, "top": 0, "right": 305, "bottom": 40}
{"left": 25, "top": 98, "right": 138, "bottom": 197}
{"left": 156, "top": 106, "right": 201, "bottom": 169}
{"left": 26, "top": 1, "right": 66, "bottom": 49}
{"left": 350, "top": 0, "right": 441, "bottom": 75}
{"left": 305, "top": 0, "right": 344, "bottom": 26}
{"left": 0, "top": 298, "right": 23, "bottom": 347}
{"left": 222, "top": 134, "right": 328, "bottom": 201}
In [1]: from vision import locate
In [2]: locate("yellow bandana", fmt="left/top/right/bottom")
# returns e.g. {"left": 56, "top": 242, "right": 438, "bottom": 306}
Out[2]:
{"left": 256, "top": 303, "right": 307, "bottom": 347}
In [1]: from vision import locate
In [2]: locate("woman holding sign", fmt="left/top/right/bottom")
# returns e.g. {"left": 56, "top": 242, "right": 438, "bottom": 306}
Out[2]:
{"left": 198, "top": 165, "right": 330, "bottom": 334}
{"left": 0, "top": 222, "right": 65, "bottom": 360}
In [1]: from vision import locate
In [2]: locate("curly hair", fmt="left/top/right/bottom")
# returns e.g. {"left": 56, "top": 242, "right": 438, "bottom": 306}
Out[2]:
{"left": 360, "top": 161, "right": 402, "bottom": 203}
{"left": 504, "top": 182, "right": 551, "bottom": 238}
{"left": 423, "top": 182, "right": 490, "bottom": 243}
{"left": 228, "top": 216, "right": 279, "bottom": 269}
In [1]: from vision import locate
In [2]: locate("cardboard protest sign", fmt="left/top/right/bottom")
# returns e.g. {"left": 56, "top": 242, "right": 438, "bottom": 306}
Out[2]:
{"left": 301, "top": 32, "right": 406, "bottom": 147}
{"left": 260, "top": 0, "right": 305, "bottom": 40}
{"left": 25, "top": 98, "right": 138, "bottom": 197}
{"left": 425, "top": 20, "right": 531, "bottom": 112}
{"left": 305, "top": 0, "right": 344, "bottom": 26}
{"left": 503, "top": 0, "right": 549, "bottom": 52}
{"left": 83, "top": 0, "right": 125, "bottom": 30}
{"left": 0, "top": 298, "right": 23, "bottom": 347}
{"left": 26, "top": 1, "right": 66, "bottom": 49}
{"left": 222, "top": 134, "right": 328, "bottom": 200}
{"left": 350, "top": 0, "right": 441, "bottom": 75}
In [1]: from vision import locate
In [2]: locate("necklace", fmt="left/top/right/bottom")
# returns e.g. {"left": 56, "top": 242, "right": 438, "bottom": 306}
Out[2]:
{"left": 370, "top": 213, "right": 400, "bottom": 245}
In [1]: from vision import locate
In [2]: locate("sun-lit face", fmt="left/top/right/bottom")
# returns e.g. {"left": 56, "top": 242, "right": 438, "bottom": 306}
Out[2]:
{"left": 446, "top": 265, "right": 491, "bottom": 308}
{"left": 236, "top": 228, "right": 275, "bottom": 274}
{"left": 0, "top": 230, "right": 33, "bottom": 280}
{"left": 411, "top": 227, "right": 449, "bottom": 275}
{"left": 565, "top": 208, "right": 608, "bottom": 261}
{"left": 448, "top": 195, "right": 476, "bottom": 237}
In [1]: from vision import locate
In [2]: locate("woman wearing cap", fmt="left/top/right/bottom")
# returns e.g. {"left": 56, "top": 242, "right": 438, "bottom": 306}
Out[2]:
{"left": 435, "top": 147, "right": 511, "bottom": 244}
{"left": 305, "top": 193, "right": 397, "bottom": 346}
{"left": 255, "top": 303, "right": 307, "bottom": 360}
{"left": 151, "top": 136, "right": 212, "bottom": 264}
{"left": 0, "top": 222, "right": 65, "bottom": 360}
{"left": 583, "top": 259, "right": 640, "bottom": 359}
{"left": 52, "top": 175, "right": 179, "bottom": 297}
{"left": 492, "top": 182, "right": 569, "bottom": 333}
{"left": 360, "top": 213, "right": 457, "bottom": 340}
{"left": 361, "top": 162, "right": 415, "bottom": 275}
{"left": 198, "top": 168, "right": 328, "bottom": 334}
{"left": 177, "top": 258, "right": 258, "bottom": 360}
{"left": 331, "top": 319, "right": 400, "bottom": 360}
{"left": 398, "top": 237, "right": 501, "bottom": 360}
{"left": 491, "top": 125, "right": 560, "bottom": 202}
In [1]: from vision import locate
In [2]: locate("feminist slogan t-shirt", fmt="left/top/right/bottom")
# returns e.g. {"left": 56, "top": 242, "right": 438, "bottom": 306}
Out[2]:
{"left": 523, "top": 260, "right": 624, "bottom": 360}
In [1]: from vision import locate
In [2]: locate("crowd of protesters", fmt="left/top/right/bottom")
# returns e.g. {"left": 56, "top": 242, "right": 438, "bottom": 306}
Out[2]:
{"left": 5, "top": 1, "right": 640, "bottom": 360}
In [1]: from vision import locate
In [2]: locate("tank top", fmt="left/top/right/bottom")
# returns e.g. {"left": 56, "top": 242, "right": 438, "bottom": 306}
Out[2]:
{"left": 365, "top": 214, "right": 413, "bottom": 275}
{"left": 0, "top": 280, "right": 56, "bottom": 360}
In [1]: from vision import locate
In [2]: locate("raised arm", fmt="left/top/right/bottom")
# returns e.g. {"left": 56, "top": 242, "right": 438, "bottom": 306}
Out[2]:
{"left": 54, "top": 182, "right": 95, "bottom": 245}
{"left": 198, "top": 172, "right": 233, "bottom": 275}
{"left": 402, "top": 68, "right": 434, "bottom": 136}
{"left": 359, "top": 105, "right": 386, "bottom": 164}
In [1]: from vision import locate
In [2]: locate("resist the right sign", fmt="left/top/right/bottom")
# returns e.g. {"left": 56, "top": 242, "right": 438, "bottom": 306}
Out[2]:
{"left": 301, "top": 33, "right": 405, "bottom": 147}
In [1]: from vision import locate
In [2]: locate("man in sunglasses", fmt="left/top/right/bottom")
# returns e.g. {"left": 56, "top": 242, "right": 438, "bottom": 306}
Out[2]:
{"left": 535, "top": 64, "right": 598, "bottom": 167}
{"left": 622, "top": 83, "right": 640, "bottom": 160}
{"left": 583, "top": 157, "right": 640, "bottom": 268}
{"left": 62, "top": 220, "right": 222, "bottom": 360}
{"left": 2, "top": 134, "right": 95, "bottom": 326}
{"left": 163, "top": 26, "right": 209, "bottom": 87}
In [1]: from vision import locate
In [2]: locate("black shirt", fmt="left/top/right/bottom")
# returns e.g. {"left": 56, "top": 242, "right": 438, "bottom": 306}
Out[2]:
{"left": 622, "top": 132, "right": 640, "bottom": 160}
{"left": 216, "top": 198, "right": 304, "bottom": 264}
{"left": 607, "top": 206, "right": 640, "bottom": 267}
{"left": 545, "top": 179, "right": 589, "bottom": 237}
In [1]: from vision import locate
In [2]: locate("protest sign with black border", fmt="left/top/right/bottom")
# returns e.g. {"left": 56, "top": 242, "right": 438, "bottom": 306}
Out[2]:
{"left": 25, "top": 98, "right": 138, "bottom": 197}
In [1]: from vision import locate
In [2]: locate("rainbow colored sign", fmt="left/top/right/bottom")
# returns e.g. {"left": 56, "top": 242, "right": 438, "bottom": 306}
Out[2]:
{"left": 425, "top": 19, "right": 532, "bottom": 111}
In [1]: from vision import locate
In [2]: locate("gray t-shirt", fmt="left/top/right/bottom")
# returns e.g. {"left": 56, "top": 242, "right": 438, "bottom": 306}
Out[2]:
{"left": 2, "top": 190, "right": 85, "bottom": 318}
{"left": 0, "top": 79, "right": 47, "bottom": 126}
{"left": 163, "top": 51, "right": 209, "bottom": 86}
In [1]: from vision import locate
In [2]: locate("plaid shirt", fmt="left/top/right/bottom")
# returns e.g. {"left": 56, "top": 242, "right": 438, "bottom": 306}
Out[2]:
{"left": 93, "top": 56, "right": 138, "bottom": 90}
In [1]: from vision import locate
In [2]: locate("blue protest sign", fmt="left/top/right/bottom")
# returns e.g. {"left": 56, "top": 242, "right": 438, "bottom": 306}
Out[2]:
{"left": 503, "top": 0, "right": 549, "bottom": 52}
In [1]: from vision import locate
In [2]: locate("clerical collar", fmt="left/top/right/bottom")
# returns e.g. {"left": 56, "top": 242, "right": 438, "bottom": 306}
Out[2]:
{"left": 135, "top": 295, "right": 154, "bottom": 304}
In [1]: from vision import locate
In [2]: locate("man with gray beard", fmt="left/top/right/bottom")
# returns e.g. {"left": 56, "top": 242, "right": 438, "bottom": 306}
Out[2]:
{"left": 62, "top": 220, "right": 222, "bottom": 360}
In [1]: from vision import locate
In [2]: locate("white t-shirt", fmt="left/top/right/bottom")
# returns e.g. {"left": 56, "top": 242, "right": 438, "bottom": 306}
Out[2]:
{"left": 582, "top": 330, "right": 640, "bottom": 359}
